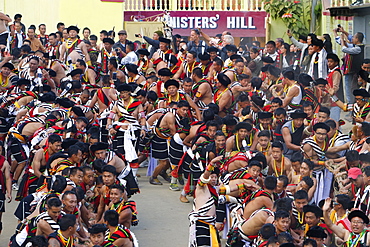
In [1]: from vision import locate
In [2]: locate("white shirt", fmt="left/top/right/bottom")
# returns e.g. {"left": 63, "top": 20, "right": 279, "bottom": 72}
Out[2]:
{"left": 16, "top": 31, "right": 24, "bottom": 48}
{"left": 121, "top": 51, "right": 138, "bottom": 65}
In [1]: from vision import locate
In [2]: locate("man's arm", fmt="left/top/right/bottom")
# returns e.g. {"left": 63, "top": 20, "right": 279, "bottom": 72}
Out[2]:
{"left": 0, "top": 13, "right": 12, "bottom": 22}
{"left": 173, "top": 64, "right": 184, "bottom": 79}
{"left": 282, "top": 86, "right": 299, "bottom": 108}
{"left": 287, "top": 30, "right": 306, "bottom": 50}
{"left": 88, "top": 69, "right": 97, "bottom": 85}
{"left": 323, "top": 197, "right": 347, "bottom": 240}
{"left": 31, "top": 149, "right": 44, "bottom": 178}
{"left": 282, "top": 127, "right": 301, "bottom": 151}
{"left": 2, "top": 160, "right": 11, "bottom": 202}
{"left": 59, "top": 43, "right": 66, "bottom": 61}
{"left": 37, "top": 219, "right": 55, "bottom": 236}
{"left": 48, "top": 238, "right": 62, "bottom": 247}
{"left": 80, "top": 43, "right": 91, "bottom": 63}
{"left": 185, "top": 94, "right": 201, "bottom": 120}
{"left": 143, "top": 36, "right": 159, "bottom": 48}
{"left": 164, "top": 113, "right": 177, "bottom": 136}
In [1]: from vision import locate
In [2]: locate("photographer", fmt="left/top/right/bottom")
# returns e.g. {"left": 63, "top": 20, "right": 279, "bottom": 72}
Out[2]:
{"left": 136, "top": 31, "right": 163, "bottom": 59}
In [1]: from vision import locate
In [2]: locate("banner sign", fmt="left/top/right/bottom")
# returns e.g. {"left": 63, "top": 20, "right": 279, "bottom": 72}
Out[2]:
{"left": 124, "top": 11, "right": 266, "bottom": 37}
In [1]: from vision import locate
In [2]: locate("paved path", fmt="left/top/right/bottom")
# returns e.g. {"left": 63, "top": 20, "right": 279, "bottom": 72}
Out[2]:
{"left": 0, "top": 167, "right": 193, "bottom": 247}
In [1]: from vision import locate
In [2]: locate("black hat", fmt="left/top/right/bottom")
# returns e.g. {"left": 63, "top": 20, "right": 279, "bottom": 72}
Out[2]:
{"left": 353, "top": 89, "right": 370, "bottom": 98}
{"left": 360, "top": 153, "right": 370, "bottom": 163}
{"left": 55, "top": 97, "right": 75, "bottom": 108}
{"left": 158, "top": 68, "right": 172, "bottom": 76}
{"left": 290, "top": 109, "right": 307, "bottom": 119}
{"left": 299, "top": 35, "right": 307, "bottom": 42}
{"left": 315, "top": 78, "right": 328, "bottom": 85}
{"left": 348, "top": 210, "right": 369, "bottom": 224}
{"left": 262, "top": 56, "right": 275, "bottom": 64}
{"left": 165, "top": 53, "right": 178, "bottom": 65}
{"left": 117, "top": 83, "right": 132, "bottom": 92}
{"left": 268, "top": 66, "right": 281, "bottom": 78}
{"left": 71, "top": 106, "right": 85, "bottom": 117}
{"left": 103, "top": 38, "right": 114, "bottom": 45}
{"left": 125, "top": 64, "right": 139, "bottom": 74}
{"left": 258, "top": 111, "right": 273, "bottom": 119}
{"left": 251, "top": 95, "right": 265, "bottom": 108}
{"left": 280, "top": 244, "right": 295, "bottom": 247}
{"left": 2, "top": 62, "right": 14, "bottom": 70}
{"left": 235, "top": 122, "right": 252, "bottom": 132}
{"left": 224, "top": 45, "right": 237, "bottom": 52}
{"left": 198, "top": 53, "right": 210, "bottom": 61}
{"left": 207, "top": 46, "right": 219, "bottom": 53}
{"left": 62, "top": 138, "right": 79, "bottom": 150}
{"left": 311, "top": 39, "right": 324, "bottom": 48}
{"left": 217, "top": 73, "right": 231, "bottom": 87}
{"left": 47, "top": 69, "right": 57, "bottom": 77}
{"left": 39, "top": 92, "right": 56, "bottom": 103}
{"left": 137, "top": 48, "right": 150, "bottom": 56}
{"left": 90, "top": 142, "right": 109, "bottom": 153}
{"left": 298, "top": 73, "right": 313, "bottom": 87}
{"left": 16, "top": 78, "right": 31, "bottom": 86}
{"left": 230, "top": 54, "right": 242, "bottom": 60}
{"left": 159, "top": 37, "right": 171, "bottom": 44}
{"left": 303, "top": 204, "right": 323, "bottom": 218}
{"left": 67, "top": 69, "right": 83, "bottom": 77}
{"left": 327, "top": 53, "right": 340, "bottom": 63}
{"left": 67, "top": 26, "right": 80, "bottom": 33}
{"left": 164, "top": 79, "right": 180, "bottom": 89}
{"left": 88, "top": 224, "right": 108, "bottom": 234}
{"left": 261, "top": 64, "right": 272, "bottom": 73}
{"left": 307, "top": 226, "right": 327, "bottom": 239}
{"left": 313, "top": 122, "right": 330, "bottom": 132}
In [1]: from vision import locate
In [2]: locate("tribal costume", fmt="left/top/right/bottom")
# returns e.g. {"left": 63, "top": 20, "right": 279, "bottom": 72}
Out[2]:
{"left": 192, "top": 79, "right": 212, "bottom": 109}
{"left": 301, "top": 136, "right": 332, "bottom": 204}
{"left": 64, "top": 38, "right": 83, "bottom": 62}
{"left": 105, "top": 226, "right": 133, "bottom": 244}
{"left": 181, "top": 61, "right": 200, "bottom": 80}
{"left": 189, "top": 184, "right": 219, "bottom": 247}
{"left": 111, "top": 98, "right": 141, "bottom": 157}
{"left": 103, "top": 151, "right": 139, "bottom": 196}
{"left": 352, "top": 102, "right": 370, "bottom": 123}
{"left": 48, "top": 230, "right": 76, "bottom": 247}
{"left": 110, "top": 200, "right": 139, "bottom": 226}
{"left": 198, "top": 61, "right": 212, "bottom": 77}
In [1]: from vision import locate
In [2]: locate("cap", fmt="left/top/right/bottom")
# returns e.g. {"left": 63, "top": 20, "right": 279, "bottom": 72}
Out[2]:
{"left": 262, "top": 56, "right": 275, "bottom": 64}
{"left": 117, "top": 83, "right": 133, "bottom": 92}
{"left": 224, "top": 44, "right": 237, "bottom": 52}
{"left": 118, "top": 30, "right": 127, "bottom": 35}
{"left": 67, "top": 69, "right": 83, "bottom": 77}
{"left": 348, "top": 167, "right": 363, "bottom": 180}
{"left": 258, "top": 111, "right": 273, "bottom": 119}
{"left": 2, "top": 62, "right": 14, "bottom": 70}
{"left": 137, "top": 48, "right": 150, "bottom": 56}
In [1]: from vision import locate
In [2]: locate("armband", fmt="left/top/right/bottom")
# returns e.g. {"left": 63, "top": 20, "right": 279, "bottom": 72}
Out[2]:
{"left": 198, "top": 174, "right": 211, "bottom": 187}
{"left": 86, "top": 60, "right": 92, "bottom": 66}
{"left": 224, "top": 185, "right": 231, "bottom": 195}
{"left": 206, "top": 164, "right": 214, "bottom": 172}
{"left": 107, "top": 125, "right": 113, "bottom": 130}
{"left": 317, "top": 161, "right": 325, "bottom": 166}
{"left": 219, "top": 185, "right": 231, "bottom": 195}
{"left": 195, "top": 92, "right": 202, "bottom": 98}
{"left": 108, "top": 112, "right": 115, "bottom": 119}
{"left": 237, "top": 183, "right": 245, "bottom": 193}
{"left": 331, "top": 95, "right": 339, "bottom": 102}
{"left": 347, "top": 104, "right": 354, "bottom": 111}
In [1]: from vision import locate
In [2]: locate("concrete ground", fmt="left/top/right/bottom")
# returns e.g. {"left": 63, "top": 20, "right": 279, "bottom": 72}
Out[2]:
{"left": 0, "top": 111, "right": 355, "bottom": 247}
{"left": 0, "top": 167, "right": 193, "bottom": 247}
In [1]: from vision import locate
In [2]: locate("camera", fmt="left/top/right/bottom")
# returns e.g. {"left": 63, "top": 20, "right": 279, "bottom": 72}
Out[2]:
{"left": 135, "top": 34, "right": 139, "bottom": 37}
{"left": 115, "top": 48, "right": 119, "bottom": 52}
{"left": 336, "top": 24, "right": 341, "bottom": 32}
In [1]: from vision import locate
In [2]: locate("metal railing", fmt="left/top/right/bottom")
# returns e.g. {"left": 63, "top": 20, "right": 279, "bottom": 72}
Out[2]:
{"left": 331, "top": 0, "right": 370, "bottom": 7}
{"left": 124, "top": 0, "right": 264, "bottom": 11}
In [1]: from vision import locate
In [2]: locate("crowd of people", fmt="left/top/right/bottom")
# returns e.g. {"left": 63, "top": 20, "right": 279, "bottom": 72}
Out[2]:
{"left": 0, "top": 9, "right": 370, "bottom": 247}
